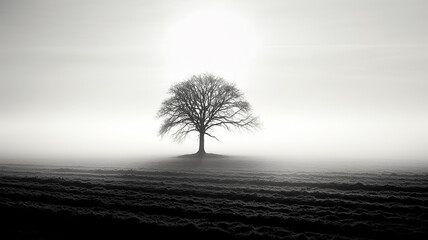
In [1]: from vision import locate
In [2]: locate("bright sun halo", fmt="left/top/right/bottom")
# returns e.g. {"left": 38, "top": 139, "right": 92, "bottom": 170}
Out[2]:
{"left": 164, "top": 8, "right": 258, "bottom": 82}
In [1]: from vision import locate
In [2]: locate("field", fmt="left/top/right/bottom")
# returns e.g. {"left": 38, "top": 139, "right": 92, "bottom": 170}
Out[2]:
{"left": 0, "top": 157, "right": 427, "bottom": 240}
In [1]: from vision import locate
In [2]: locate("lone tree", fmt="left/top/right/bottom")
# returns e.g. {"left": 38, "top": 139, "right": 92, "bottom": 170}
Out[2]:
{"left": 157, "top": 73, "right": 260, "bottom": 156}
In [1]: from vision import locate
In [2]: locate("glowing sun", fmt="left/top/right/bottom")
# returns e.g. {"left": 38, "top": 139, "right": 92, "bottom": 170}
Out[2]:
{"left": 164, "top": 8, "right": 258, "bottom": 82}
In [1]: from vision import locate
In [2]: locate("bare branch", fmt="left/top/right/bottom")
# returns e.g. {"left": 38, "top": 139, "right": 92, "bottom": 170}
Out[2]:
{"left": 205, "top": 132, "right": 219, "bottom": 141}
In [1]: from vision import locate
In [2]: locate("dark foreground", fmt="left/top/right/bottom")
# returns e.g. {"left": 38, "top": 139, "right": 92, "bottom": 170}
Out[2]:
{"left": 0, "top": 160, "right": 427, "bottom": 240}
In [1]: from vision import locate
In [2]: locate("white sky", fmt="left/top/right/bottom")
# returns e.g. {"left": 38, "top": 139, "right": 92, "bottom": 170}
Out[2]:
{"left": 0, "top": 0, "right": 427, "bottom": 161}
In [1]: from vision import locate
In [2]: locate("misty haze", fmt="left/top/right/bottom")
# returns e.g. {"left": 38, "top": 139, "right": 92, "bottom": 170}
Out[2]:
{"left": 0, "top": 0, "right": 427, "bottom": 239}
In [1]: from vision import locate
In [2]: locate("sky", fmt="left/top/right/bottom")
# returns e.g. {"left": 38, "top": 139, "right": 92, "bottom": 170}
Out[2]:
{"left": 0, "top": 0, "right": 427, "bottom": 161}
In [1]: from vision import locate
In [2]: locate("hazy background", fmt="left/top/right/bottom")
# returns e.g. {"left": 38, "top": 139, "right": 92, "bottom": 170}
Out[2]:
{"left": 0, "top": 0, "right": 427, "bottom": 164}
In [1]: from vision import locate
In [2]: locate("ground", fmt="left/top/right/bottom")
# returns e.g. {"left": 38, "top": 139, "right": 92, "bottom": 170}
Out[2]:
{"left": 0, "top": 156, "right": 427, "bottom": 239}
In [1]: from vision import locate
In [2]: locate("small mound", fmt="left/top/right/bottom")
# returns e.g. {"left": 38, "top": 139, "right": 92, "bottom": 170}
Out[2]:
{"left": 176, "top": 153, "right": 228, "bottom": 159}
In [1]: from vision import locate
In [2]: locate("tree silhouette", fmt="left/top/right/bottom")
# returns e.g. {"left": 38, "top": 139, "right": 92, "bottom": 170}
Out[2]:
{"left": 157, "top": 73, "right": 260, "bottom": 155}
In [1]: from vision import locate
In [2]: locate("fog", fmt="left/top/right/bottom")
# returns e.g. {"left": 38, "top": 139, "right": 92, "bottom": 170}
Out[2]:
{"left": 0, "top": 0, "right": 427, "bottom": 166}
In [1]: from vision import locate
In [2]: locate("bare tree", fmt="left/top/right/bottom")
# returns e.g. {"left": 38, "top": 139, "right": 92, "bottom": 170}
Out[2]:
{"left": 157, "top": 73, "right": 260, "bottom": 155}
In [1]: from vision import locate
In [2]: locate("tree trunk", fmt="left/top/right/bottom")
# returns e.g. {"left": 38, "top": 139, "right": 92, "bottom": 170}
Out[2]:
{"left": 197, "top": 131, "right": 205, "bottom": 155}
